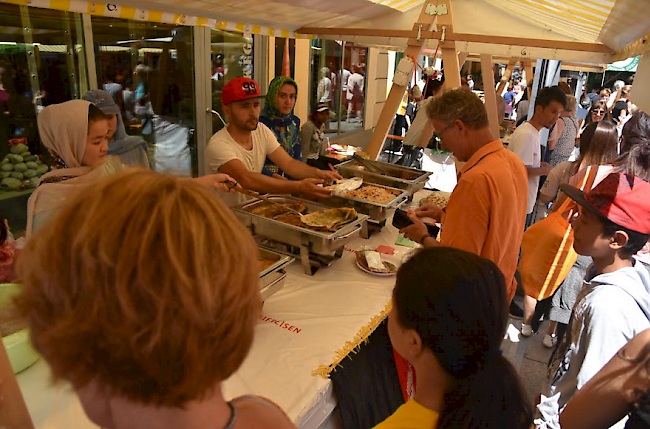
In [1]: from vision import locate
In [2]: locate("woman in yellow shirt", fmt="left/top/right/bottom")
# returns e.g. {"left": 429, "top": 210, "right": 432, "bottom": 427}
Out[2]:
{"left": 375, "top": 247, "right": 533, "bottom": 429}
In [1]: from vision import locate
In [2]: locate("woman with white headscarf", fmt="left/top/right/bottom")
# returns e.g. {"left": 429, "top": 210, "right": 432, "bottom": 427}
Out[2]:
{"left": 83, "top": 89, "right": 150, "bottom": 168}
{"left": 27, "top": 100, "right": 235, "bottom": 235}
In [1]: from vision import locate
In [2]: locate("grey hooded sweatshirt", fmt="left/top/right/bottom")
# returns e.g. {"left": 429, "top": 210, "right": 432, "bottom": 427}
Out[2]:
{"left": 535, "top": 260, "right": 650, "bottom": 429}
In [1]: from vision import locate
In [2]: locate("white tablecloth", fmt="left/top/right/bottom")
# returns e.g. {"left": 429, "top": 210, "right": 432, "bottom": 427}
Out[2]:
{"left": 18, "top": 220, "right": 411, "bottom": 429}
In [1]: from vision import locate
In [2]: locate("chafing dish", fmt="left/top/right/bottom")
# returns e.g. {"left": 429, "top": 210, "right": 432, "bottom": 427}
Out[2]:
{"left": 233, "top": 196, "right": 369, "bottom": 275}
{"left": 317, "top": 183, "right": 409, "bottom": 238}
{"left": 258, "top": 247, "right": 294, "bottom": 301}
{"left": 335, "top": 159, "right": 431, "bottom": 196}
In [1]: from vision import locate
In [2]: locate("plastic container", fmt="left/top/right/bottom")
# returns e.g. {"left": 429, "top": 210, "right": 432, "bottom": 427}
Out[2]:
{"left": 0, "top": 284, "right": 39, "bottom": 374}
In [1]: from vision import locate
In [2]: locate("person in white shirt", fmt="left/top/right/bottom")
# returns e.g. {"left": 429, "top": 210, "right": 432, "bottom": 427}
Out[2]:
{"left": 467, "top": 74, "right": 474, "bottom": 90}
{"left": 509, "top": 86, "right": 566, "bottom": 227}
{"left": 340, "top": 68, "right": 351, "bottom": 105}
{"left": 346, "top": 66, "right": 365, "bottom": 123}
{"left": 317, "top": 67, "right": 332, "bottom": 105}
{"left": 397, "top": 72, "right": 445, "bottom": 167}
{"left": 205, "top": 77, "right": 340, "bottom": 207}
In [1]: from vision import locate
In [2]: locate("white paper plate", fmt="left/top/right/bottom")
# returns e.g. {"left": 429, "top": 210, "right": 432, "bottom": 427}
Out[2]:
{"left": 355, "top": 252, "right": 398, "bottom": 276}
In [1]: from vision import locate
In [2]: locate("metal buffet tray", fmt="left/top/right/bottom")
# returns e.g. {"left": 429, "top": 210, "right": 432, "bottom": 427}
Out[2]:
{"left": 336, "top": 159, "right": 431, "bottom": 196}
{"left": 258, "top": 247, "right": 294, "bottom": 301}
{"left": 319, "top": 183, "right": 409, "bottom": 224}
{"left": 233, "top": 196, "right": 369, "bottom": 275}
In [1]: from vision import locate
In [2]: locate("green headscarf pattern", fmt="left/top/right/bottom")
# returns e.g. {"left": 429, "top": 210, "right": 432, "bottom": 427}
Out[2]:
{"left": 260, "top": 76, "right": 302, "bottom": 172}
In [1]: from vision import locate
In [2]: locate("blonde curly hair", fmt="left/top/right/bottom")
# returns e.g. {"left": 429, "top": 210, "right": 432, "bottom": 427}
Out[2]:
{"left": 427, "top": 88, "right": 489, "bottom": 130}
{"left": 16, "top": 169, "right": 261, "bottom": 407}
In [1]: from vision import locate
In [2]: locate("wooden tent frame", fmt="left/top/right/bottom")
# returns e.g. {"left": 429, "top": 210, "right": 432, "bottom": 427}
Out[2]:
{"left": 297, "top": 0, "right": 617, "bottom": 159}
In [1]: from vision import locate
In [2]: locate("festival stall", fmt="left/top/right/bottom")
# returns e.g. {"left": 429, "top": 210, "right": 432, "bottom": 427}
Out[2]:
{"left": 4, "top": 0, "right": 650, "bottom": 428}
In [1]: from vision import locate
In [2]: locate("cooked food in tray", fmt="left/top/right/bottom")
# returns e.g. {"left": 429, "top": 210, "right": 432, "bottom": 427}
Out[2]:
{"left": 247, "top": 201, "right": 306, "bottom": 218}
{"left": 258, "top": 259, "right": 275, "bottom": 272}
{"left": 245, "top": 202, "right": 357, "bottom": 232}
{"left": 350, "top": 163, "right": 421, "bottom": 180}
{"left": 345, "top": 185, "right": 400, "bottom": 204}
{"left": 419, "top": 191, "right": 451, "bottom": 208}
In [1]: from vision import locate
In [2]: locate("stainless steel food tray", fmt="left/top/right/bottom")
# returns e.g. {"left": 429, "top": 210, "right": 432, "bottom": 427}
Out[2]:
{"left": 233, "top": 195, "right": 369, "bottom": 259}
{"left": 336, "top": 159, "right": 431, "bottom": 195}
{"left": 318, "top": 183, "right": 409, "bottom": 223}
{"left": 258, "top": 247, "right": 294, "bottom": 301}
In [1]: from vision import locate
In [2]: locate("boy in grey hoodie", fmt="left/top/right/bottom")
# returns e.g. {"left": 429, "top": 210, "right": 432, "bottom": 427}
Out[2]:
{"left": 535, "top": 173, "right": 650, "bottom": 429}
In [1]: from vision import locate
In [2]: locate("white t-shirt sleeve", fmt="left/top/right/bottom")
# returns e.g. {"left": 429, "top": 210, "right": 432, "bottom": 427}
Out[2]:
{"left": 540, "top": 161, "right": 570, "bottom": 199}
{"left": 205, "top": 133, "right": 240, "bottom": 174}
{"left": 509, "top": 127, "right": 536, "bottom": 166}
{"left": 260, "top": 123, "right": 281, "bottom": 155}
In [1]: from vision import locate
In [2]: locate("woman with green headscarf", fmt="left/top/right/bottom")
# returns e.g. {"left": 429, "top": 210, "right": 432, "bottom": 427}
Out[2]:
{"left": 260, "top": 76, "right": 301, "bottom": 178}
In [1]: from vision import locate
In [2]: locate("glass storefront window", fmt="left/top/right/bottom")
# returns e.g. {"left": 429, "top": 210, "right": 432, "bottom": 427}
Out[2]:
{"left": 274, "top": 38, "right": 295, "bottom": 78}
{"left": 210, "top": 29, "right": 254, "bottom": 133}
{"left": 309, "top": 40, "right": 368, "bottom": 135}
{"left": 0, "top": 3, "right": 87, "bottom": 232}
{"left": 93, "top": 18, "right": 197, "bottom": 176}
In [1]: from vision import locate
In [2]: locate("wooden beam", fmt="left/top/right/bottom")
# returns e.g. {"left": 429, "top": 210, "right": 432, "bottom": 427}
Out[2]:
{"left": 496, "top": 59, "right": 517, "bottom": 95}
{"left": 480, "top": 54, "right": 500, "bottom": 140}
{"left": 463, "top": 55, "right": 605, "bottom": 72}
{"left": 0, "top": 342, "right": 35, "bottom": 429}
{"left": 365, "top": 0, "right": 439, "bottom": 160}
{"left": 296, "top": 27, "right": 613, "bottom": 54}
{"left": 523, "top": 59, "right": 534, "bottom": 100}
{"left": 458, "top": 51, "right": 468, "bottom": 67}
{"left": 436, "top": 0, "right": 461, "bottom": 90}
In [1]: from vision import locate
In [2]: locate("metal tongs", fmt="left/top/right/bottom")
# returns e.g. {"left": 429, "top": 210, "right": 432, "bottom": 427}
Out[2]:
{"left": 352, "top": 153, "right": 390, "bottom": 175}
{"left": 235, "top": 188, "right": 306, "bottom": 217}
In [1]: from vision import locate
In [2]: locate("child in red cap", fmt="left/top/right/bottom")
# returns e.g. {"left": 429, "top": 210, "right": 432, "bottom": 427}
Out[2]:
{"left": 536, "top": 173, "right": 650, "bottom": 429}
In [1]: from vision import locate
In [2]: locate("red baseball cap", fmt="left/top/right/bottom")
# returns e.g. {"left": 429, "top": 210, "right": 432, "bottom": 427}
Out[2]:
{"left": 222, "top": 77, "right": 264, "bottom": 105}
{"left": 561, "top": 173, "right": 650, "bottom": 234}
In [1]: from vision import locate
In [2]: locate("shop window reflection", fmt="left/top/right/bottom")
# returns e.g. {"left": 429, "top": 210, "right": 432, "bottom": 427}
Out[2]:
{"left": 0, "top": 4, "right": 87, "bottom": 232}
{"left": 210, "top": 29, "right": 254, "bottom": 133}
{"left": 309, "top": 40, "right": 367, "bottom": 136}
{"left": 93, "top": 18, "right": 197, "bottom": 176}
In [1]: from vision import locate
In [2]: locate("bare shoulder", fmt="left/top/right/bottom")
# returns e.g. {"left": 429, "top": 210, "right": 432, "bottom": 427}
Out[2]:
{"left": 232, "top": 396, "right": 297, "bottom": 429}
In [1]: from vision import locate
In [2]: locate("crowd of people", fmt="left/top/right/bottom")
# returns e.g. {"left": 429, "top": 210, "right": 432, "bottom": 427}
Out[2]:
{"left": 3, "top": 61, "right": 649, "bottom": 429}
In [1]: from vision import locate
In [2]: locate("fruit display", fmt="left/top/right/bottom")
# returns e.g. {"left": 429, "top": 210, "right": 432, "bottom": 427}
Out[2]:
{"left": 0, "top": 144, "right": 50, "bottom": 191}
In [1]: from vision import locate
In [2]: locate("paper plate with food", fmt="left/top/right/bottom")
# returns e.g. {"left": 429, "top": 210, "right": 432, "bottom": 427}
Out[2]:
{"left": 325, "top": 177, "right": 363, "bottom": 195}
{"left": 419, "top": 191, "right": 451, "bottom": 208}
{"left": 356, "top": 249, "right": 398, "bottom": 276}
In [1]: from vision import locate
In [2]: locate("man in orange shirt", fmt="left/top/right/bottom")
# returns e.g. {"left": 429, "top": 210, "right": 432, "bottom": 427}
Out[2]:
{"left": 401, "top": 88, "right": 528, "bottom": 302}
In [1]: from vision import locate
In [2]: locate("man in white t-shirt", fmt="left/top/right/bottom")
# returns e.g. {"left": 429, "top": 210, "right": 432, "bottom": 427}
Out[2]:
{"left": 205, "top": 77, "right": 341, "bottom": 206}
{"left": 397, "top": 72, "right": 445, "bottom": 168}
{"left": 509, "top": 85, "right": 566, "bottom": 227}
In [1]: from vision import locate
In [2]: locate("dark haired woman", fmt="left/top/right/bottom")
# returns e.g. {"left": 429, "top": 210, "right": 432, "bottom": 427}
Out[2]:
{"left": 580, "top": 100, "right": 611, "bottom": 136}
{"left": 526, "top": 121, "right": 620, "bottom": 346}
{"left": 374, "top": 247, "right": 532, "bottom": 429}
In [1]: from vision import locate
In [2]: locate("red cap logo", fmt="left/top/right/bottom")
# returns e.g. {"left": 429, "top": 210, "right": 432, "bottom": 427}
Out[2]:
{"left": 583, "top": 173, "right": 650, "bottom": 234}
{"left": 562, "top": 173, "right": 650, "bottom": 235}
{"left": 222, "top": 77, "right": 263, "bottom": 105}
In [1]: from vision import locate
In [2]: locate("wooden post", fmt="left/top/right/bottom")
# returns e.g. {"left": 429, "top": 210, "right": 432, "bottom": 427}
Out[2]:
{"left": 523, "top": 59, "right": 534, "bottom": 99}
{"left": 0, "top": 342, "right": 35, "bottom": 429}
{"left": 496, "top": 58, "right": 517, "bottom": 95}
{"left": 480, "top": 54, "right": 499, "bottom": 140}
{"left": 458, "top": 52, "right": 468, "bottom": 68}
{"left": 436, "top": 0, "right": 461, "bottom": 89}
{"left": 366, "top": 0, "right": 440, "bottom": 160}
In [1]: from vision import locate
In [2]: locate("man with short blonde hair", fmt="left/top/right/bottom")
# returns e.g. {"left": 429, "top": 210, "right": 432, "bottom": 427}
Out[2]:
{"left": 402, "top": 88, "right": 528, "bottom": 302}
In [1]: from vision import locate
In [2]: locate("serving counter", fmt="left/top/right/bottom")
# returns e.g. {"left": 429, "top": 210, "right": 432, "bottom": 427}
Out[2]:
{"left": 17, "top": 217, "right": 415, "bottom": 429}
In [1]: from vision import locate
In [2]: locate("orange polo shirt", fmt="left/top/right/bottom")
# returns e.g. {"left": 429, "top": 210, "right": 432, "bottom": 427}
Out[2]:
{"left": 440, "top": 140, "right": 528, "bottom": 301}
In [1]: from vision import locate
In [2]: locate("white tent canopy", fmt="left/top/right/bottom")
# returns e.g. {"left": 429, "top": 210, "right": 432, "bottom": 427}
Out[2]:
{"left": 94, "top": 0, "right": 650, "bottom": 64}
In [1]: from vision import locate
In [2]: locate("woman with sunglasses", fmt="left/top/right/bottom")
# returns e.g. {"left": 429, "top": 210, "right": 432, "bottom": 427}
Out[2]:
{"left": 560, "top": 328, "right": 650, "bottom": 429}
{"left": 580, "top": 100, "right": 612, "bottom": 135}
